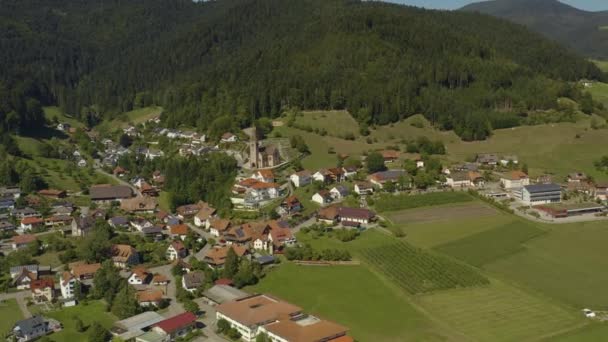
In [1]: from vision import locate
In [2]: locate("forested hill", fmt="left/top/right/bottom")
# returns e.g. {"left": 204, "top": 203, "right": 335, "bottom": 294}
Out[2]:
{"left": 0, "top": 0, "right": 604, "bottom": 141}
{"left": 461, "top": 0, "right": 608, "bottom": 59}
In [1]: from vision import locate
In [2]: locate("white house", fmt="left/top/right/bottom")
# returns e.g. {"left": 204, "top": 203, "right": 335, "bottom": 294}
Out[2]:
{"left": 500, "top": 155, "right": 519, "bottom": 166}
{"left": 500, "top": 171, "right": 530, "bottom": 190}
{"left": 128, "top": 268, "right": 150, "bottom": 285}
{"left": 312, "top": 190, "right": 333, "bottom": 205}
{"left": 77, "top": 159, "right": 87, "bottom": 168}
{"left": 312, "top": 170, "right": 330, "bottom": 183}
{"left": 166, "top": 241, "right": 188, "bottom": 261}
{"left": 330, "top": 186, "right": 349, "bottom": 200}
{"left": 145, "top": 149, "right": 164, "bottom": 160}
{"left": 252, "top": 170, "right": 275, "bottom": 183}
{"left": 342, "top": 166, "right": 358, "bottom": 179}
{"left": 249, "top": 182, "right": 281, "bottom": 200}
{"left": 130, "top": 218, "right": 153, "bottom": 232}
{"left": 208, "top": 219, "right": 231, "bottom": 237}
{"left": 221, "top": 133, "right": 237, "bottom": 143}
{"left": 354, "top": 182, "right": 374, "bottom": 195}
{"left": 289, "top": 170, "right": 312, "bottom": 188}
{"left": 60, "top": 272, "right": 76, "bottom": 299}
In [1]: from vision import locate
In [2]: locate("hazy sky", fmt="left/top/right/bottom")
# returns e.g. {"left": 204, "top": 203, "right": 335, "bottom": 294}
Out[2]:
{"left": 389, "top": 0, "right": 608, "bottom": 11}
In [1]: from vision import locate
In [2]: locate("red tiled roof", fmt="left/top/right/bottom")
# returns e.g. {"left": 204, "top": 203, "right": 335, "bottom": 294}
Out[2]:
{"left": 215, "top": 278, "right": 233, "bottom": 286}
{"left": 12, "top": 234, "right": 37, "bottom": 244}
{"left": 257, "top": 169, "right": 275, "bottom": 179}
{"left": 21, "top": 217, "right": 44, "bottom": 225}
{"left": 154, "top": 312, "right": 197, "bottom": 334}
{"left": 170, "top": 224, "right": 189, "bottom": 235}
{"left": 171, "top": 240, "right": 186, "bottom": 251}
{"left": 30, "top": 278, "right": 54, "bottom": 291}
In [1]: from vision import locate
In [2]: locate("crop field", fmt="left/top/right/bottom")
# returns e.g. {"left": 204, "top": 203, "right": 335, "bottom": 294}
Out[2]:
{"left": 385, "top": 202, "right": 497, "bottom": 225}
{"left": 249, "top": 262, "right": 454, "bottom": 342}
{"left": 434, "top": 220, "right": 545, "bottom": 267}
{"left": 417, "top": 280, "right": 583, "bottom": 342}
{"left": 485, "top": 221, "right": 608, "bottom": 308}
{"left": 360, "top": 241, "right": 489, "bottom": 294}
{"left": 375, "top": 191, "right": 473, "bottom": 212}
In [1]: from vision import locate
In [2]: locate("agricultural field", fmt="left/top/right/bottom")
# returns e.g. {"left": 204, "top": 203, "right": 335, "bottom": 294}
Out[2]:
{"left": 360, "top": 241, "right": 489, "bottom": 294}
{"left": 416, "top": 280, "right": 583, "bottom": 342}
{"left": 384, "top": 202, "right": 497, "bottom": 225}
{"left": 0, "top": 299, "right": 24, "bottom": 337}
{"left": 434, "top": 220, "right": 546, "bottom": 267}
{"left": 249, "top": 262, "right": 455, "bottom": 342}
{"left": 45, "top": 300, "right": 117, "bottom": 342}
{"left": 485, "top": 220, "right": 608, "bottom": 308}
{"left": 374, "top": 191, "right": 473, "bottom": 212}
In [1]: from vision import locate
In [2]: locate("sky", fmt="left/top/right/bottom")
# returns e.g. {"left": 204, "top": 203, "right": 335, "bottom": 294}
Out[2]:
{"left": 389, "top": 0, "right": 608, "bottom": 11}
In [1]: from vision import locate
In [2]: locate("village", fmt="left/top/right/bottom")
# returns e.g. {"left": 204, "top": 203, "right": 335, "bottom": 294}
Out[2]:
{"left": 2, "top": 113, "right": 608, "bottom": 342}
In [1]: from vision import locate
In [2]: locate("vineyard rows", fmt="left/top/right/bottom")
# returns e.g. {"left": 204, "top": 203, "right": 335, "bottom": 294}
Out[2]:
{"left": 361, "top": 242, "right": 489, "bottom": 294}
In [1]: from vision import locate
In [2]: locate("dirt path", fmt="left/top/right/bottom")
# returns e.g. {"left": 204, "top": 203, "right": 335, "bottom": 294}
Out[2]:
{"left": 0, "top": 291, "right": 32, "bottom": 318}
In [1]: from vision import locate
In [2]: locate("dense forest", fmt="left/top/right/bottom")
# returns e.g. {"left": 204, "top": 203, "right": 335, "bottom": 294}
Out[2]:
{"left": 0, "top": 0, "right": 604, "bottom": 141}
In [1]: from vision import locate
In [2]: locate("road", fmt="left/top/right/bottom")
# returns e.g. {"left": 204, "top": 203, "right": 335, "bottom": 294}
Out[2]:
{"left": 148, "top": 263, "right": 184, "bottom": 317}
{"left": 0, "top": 290, "right": 32, "bottom": 318}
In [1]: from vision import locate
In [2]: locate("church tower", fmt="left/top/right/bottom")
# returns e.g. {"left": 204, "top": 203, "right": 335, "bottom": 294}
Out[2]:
{"left": 249, "top": 127, "right": 259, "bottom": 169}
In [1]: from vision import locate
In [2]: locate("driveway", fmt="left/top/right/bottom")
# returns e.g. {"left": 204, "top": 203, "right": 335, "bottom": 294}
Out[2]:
{"left": 0, "top": 290, "right": 32, "bottom": 318}
{"left": 193, "top": 298, "right": 226, "bottom": 342}
{"left": 148, "top": 264, "right": 183, "bottom": 317}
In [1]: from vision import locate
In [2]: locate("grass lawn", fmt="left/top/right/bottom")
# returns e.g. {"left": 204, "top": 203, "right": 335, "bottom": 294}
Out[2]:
{"left": 158, "top": 191, "right": 172, "bottom": 212}
{"left": 249, "top": 262, "right": 453, "bottom": 341}
{"left": 485, "top": 221, "right": 608, "bottom": 308}
{"left": 34, "top": 251, "right": 62, "bottom": 268}
{"left": 45, "top": 300, "right": 117, "bottom": 342}
{"left": 0, "top": 299, "right": 24, "bottom": 337}
{"left": 587, "top": 81, "right": 608, "bottom": 107}
{"left": 292, "top": 186, "right": 320, "bottom": 217}
{"left": 402, "top": 213, "right": 512, "bottom": 248}
{"left": 416, "top": 279, "right": 583, "bottom": 342}
{"left": 434, "top": 219, "right": 546, "bottom": 267}
{"left": 591, "top": 59, "right": 608, "bottom": 72}
{"left": 551, "top": 323, "right": 608, "bottom": 341}
{"left": 43, "top": 106, "right": 85, "bottom": 129}
{"left": 293, "top": 110, "right": 360, "bottom": 138}
{"left": 125, "top": 106, "right": 163, "bottom": 124}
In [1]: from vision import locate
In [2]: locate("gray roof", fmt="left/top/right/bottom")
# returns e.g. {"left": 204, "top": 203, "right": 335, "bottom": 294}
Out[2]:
{"left": 112, "top": 311, "right": 165, "bottom": 340}
{"left": 10, "top": 265, "right": 39, "bottom": 276}
{"left": 14, "top": 315, "right": 47, "bottom": 336}
{"left": 74, "top": 216, "right": 95, "bottom": 231}
{"left": 109, "top": 216, "right": 129, "bottom": 226}
{"left": 524, "top": 183, "right": 561, "bottom": 193}
{"left": 256, "top": 255, "right": 276, "bottom": 265}
{"left": 183, "top": 271, "right": 205, "bottom": 289}
{"left": 203, "top": 285, "right": 248, "bottom": 304}
{"left": 0, "top": 220, "right": 15, "bottom": 230}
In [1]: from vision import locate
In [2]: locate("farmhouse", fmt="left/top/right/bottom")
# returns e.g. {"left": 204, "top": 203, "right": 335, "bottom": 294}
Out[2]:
{"left": 567, "top": 172, "right": 588, "bottom": 183}
{"left": 70, "top": 262, "right": 101, "bottom": 280}
{"left": 500, "top": 171, "right": 529, "bottom": 189}
{"left": 380, "top": 149, "right": 400, "bottom": 163}
{"left": 290, "top": 170, "right": 312, "bottom": 188}
{"left": 520, "top": 183, "right": 562, "bottom": 205}
{"left": 137, "top": 289, "right": 164, "bottom": 308}
{"left": 209, "top": 218, "right": 231, "bottom": 237}
{"left": 176, "top": 203, "right": 201, "bottom": 219}
{"left": 90, "top": 185, "right": 133, "bottom": 204}
{"left": 170, "top": 224, "right": 189, "bottom": 240}
{"left": 446, "top": 171, "right": 484, "bottom": 188}
{"left": 38, "top": 189, "right": 66, "bottom": 199}
{"left": 367, "top": 170, "right": 407, "bottom": 189}
{"left": 203, "top": 245, "right": 249, "bottom": 268}
{"left": 338, "top": 207, "right": 375, "bottom": 226}
{"left": 476, "top": 153, "right": 498, "bottom": 166}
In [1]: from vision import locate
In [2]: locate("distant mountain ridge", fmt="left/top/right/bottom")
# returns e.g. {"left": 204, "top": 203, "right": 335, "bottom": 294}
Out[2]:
{"left": 461, "top": 0, "right": 608, "bottom": 59}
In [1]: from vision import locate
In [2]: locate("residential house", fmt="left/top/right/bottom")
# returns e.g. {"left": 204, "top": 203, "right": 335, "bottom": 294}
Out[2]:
{"left": 30, "top": 278, "right": 55, "bottom": 303}
{"left": 342, "top": 166, "right": 358, "bottom": 179}
{"left": 145, "top": 149, "right": 164, "bottom": 160}
{"left": 203, "top": 245, "right": 249, "bottom": 268}
{"left": 520, "top": 184, "right": 562, "bottom": 205}
{"left": 77, "top": 159, "right": 87, "bottom": 168}
{"left": 312, "top": 190, "right": 333, "bottom": 205}
{"left": 208, "top": 218, "right": 231, "bottom": 237}
{"left": 476, "top": 153, "right": 499, "bottom": 166}
{"left": 152, "top": 274, "right": 169, "bottom": 286}
{"left": 120, "top": 196, "right": 158, "bottom": 214}
{"left": 194, "top": 202, "right": 216, "bottom": 227}
{"left": 140, "top": 183, "right": 159, "bottom": 197}
{"left": 380, "top": 150, "right": 400, "bottom": 163}
{"left": 567, "top": 172, "right": 588, "bottom": 183}
{"left": 326, "top": 168, "right": 345, "bottom": 183}
{"left": 221, "top": 132, "right": 237, "bottom": 143}
{"left": 367, "top": 170, "right": 407, "bottom": 189}
{"left": 216, "top": 294, "right": 303, "bottom": 342}
{"left": 108, "top": 216, "right": 130, "bottom": 229}
{"left": 71, "top": 216, "right": 95, "bottom": 237}
{"left": 137, "top": 290, "right": 164, "bottom": 308}
{"left": 11, "top": 267, "right": 38, "bottom": 290}
{"left": 0, "top": 220, "right": 15, "bottom": 232}
{"left": 249, "top": 181, "right": 281, "bottom": 201}
{"left": 111, "top": 244, "right": 140, "bottom": 269}
{"left": 20, "top": 217, "right": 44, "bottom": 231}
{"left": 289, "top": 170, "right": 312, "bottom": 188}
{"left": 12, "top": 234, "right": 37, "bottom": 250}
{"left": 317, "top": 206, "right": 340, "bottom": 225}
{"left": 128, "top": 268, "right": 151, "bottom": 285}
{"left": 252, "top": 170, "right": 275, "bottom": 183}
{"left": 313, "top": 169, "right": 331, "bottom": 183}
{"left": 500, "top": 171, "right": 530, "bottom": 189}
{"left": 337, "top": 207, "right": 375, "bottom": 226}
{"left": 12, "top": 316, "right": 50, "bottom": 342}
{"left": 0, "top": 197, "right": 15, "bottom": 210}
{"left": 38, "top": 189, "right": 67, "bottom": 199}
{"left": 11, "top": 207, "right": 40, "bottom": 219}
{"left": 596, "top": 183, "right": 608, "bottom": 201}
{"left": 176, "top": 203, "right": 201, "bottom": 220}
{"left": 354, "top": 182, "right": 374, "bottom": 195}
{"left": 169, "top": 224, "right": 189, "bottom": 240}
{"left": 182, "top": 271, "right": 205, "bottom": 293}
{"left": 44, "top": 215, "right": 72, "bottom": 228}
{"left": 223, "top": 224, "right": 257, "bottom": 245}
{"left": 70, "top": 262, "right": 101, "bottom": 281}
{"left": 166, "top": 241, "right": 188, "bottom": 261}
{"left": 0, "top": 186, "right": 21, "bottom": 199}
{"left": 60, "top": 272, "right": 76, "bottom": 299}
{"left": 446, "top": 171, "right": 484, "bottom": 188}
{"left": 280, "top": 196, "right": 302, "bottom": 215}
{"left": 330, "top": 185, "right": 349, "bottom": 200}
{"left": 567, "top": 181, "right": 595, "bottom": 195}
{"left": 130, "top": 218, "right": 154, "bottom": 232}
{"left": 90, "top": 185, "right": 133, "bottom": 204}
{"left": 113, "top": 166, "right": 128, "bottom": 177}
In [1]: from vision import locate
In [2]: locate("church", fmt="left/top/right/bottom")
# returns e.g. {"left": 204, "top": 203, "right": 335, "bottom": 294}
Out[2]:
{"left": 248, "top": 128, "right": 281, "bottom": 169}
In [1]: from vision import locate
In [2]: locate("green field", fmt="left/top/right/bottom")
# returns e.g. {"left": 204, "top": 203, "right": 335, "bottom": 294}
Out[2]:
{"left": 45, "top": 300, "right": 117, "bottom": 342}
{"left": 292, "top": 186, "right": 320, "bottom": 216}
{"left": 361, "top": 241, "right": 489, "bottom": 294}
{"left": 375, "top": 191, "right": 473, "bottom": 212}
{"left": 249, "top": 262, "right": 454, "bottom": 341}
{"left": 551, "top": 323, "right": 608, "bottom": 341}
{"left": 0, "top": 299, "right": 24, "bottom": 337}
{"left": 43, "top": 106, "right": 85, "bottom": 129}
{"left": 591, "top": 59, "right": 608, "bottom": 72}
{"left": 486, "top": 221, "right": 608, "bottom": 308}
{"left": 434, "top": 220, "right": 545, "bottom": 267}
{"left": 293, "top": 110, "right": 360, "bottom": 138}
{"left": 416, "top": 280, "right": 583, "bottom": 342}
